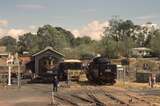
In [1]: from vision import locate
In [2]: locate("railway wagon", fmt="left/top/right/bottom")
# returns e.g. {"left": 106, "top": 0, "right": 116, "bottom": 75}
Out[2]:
{"left": 57, "top": 59, "right": 86, "bottom": 81}
{"left": 86, "top": 56, "right": 117, "bottom": 85}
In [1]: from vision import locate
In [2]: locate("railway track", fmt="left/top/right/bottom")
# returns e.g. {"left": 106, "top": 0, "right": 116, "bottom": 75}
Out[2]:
{"left": 55, "top": 87, "right": 156, "bottom": 106}
{"left": 101, "top": 86, "right": 152, "bottom": 106}
{"left": 126, "top": 93, "right": 152, "bottom": 105}
{"left": 104, "top": 92, "right": 129, "bottom": 105}
{"left": 71, "top": 94, "right": 94, "bottom": 103}
{"left": 86, "top": 86, "right": 129, "bottom": 106}
{"left": 49, "top": 85, "right": 155, "bottom": 106}
{"left": 54, "top": 94, "right": 80, "bottom": 106}
{"left": 88, "top": 88, "right": 129, "bottom": 106}
{"left": 85, "top": 86, "right": 153, "bottom": 106}
{"left": 54, "top": 93, "right": 96, "bottom": 106}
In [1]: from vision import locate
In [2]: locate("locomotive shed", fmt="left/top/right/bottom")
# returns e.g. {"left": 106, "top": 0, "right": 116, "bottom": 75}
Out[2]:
{"left": 0, "top": 83, "right": 158, "bottom": 106}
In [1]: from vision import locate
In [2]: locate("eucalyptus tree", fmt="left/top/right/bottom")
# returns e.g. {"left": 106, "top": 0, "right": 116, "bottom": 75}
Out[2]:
{"left": 103, "top": 18, "right": 136, "bottom": 57}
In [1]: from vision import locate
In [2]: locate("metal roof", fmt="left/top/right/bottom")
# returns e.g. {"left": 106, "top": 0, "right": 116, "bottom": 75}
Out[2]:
{"left": 32, "top": 46, "right": 64, "bottom": 57}
{"left": 63, "top": 59, "right": 82, "bottom": 63}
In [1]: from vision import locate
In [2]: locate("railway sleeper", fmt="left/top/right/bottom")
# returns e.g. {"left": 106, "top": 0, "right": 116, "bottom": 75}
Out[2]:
{"left": 88, "top": 94, "right": 107, "bottom": 106}
{"left": 54, "top": 94, "right": 79, "bottom": 106}
{"left": 105, "top": 93, "right": 129, "bottom": 106}
{"left": 71, "top": 94, "right": 94, "bottom": 103}
{"left": 126, "top": 94, "right": 151, "bottom": 105}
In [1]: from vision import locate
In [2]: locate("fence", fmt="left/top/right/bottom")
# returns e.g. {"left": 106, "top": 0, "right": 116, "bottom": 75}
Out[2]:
{"left": 0, "top": 65, "right": 25, "bottom": 85}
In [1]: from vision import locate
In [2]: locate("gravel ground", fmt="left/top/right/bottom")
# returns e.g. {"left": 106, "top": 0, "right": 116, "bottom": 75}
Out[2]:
{"left": 0, "top": 82, "right": 159, "bottom": 106}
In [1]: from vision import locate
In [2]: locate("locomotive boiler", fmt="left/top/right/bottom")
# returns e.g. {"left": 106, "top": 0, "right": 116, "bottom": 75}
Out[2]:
{"left": 86, "top": 56, "right": 117, "bottom": 85}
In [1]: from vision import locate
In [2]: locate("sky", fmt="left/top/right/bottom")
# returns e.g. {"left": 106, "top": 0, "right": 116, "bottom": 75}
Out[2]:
{"left": 0, "top": 0, "right": 160, "bottom": 40}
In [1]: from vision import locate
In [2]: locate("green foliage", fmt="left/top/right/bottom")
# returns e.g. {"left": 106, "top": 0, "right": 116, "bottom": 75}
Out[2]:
{"left": 62, "top": 40, "right": 99, "bottom": 59}
{"left": 135, "top": 33, "right": 145, "bottom": 47}
{"left": 17, "top": 33, "right": 38, "bottom": 54}
{"left": 118, "top": 37, "right": 136, "bottom": 57}
{"left": 105, "top": 18, "right": 135, "bottom": 41}
{"left": 15, "top": 25, "right": 99, "bottom": 59}
{"left": 134, "top": 25, "right": 155, "bottom": 47}
{"left": 101, "top": 37, "right": 118, "bottom": 58}
{"left": 0, "top": 20, "right": 159, "bottom": 59}
{"left": 36, "top": 25, "right": 71, "bottom": 50}
{"left": 73, "top": 36, "right": 93, "bottom": 47}
{"left": 150, "top": 30, "right": 160, "bottom": 55}
{"left": 16, "top": 25, "right": 75, "bottom": 54}
{"left": 103, "top": 18, "right": 136, "bottom": 58}
{"left": 0, "top": 36, "right": 16, "bottom": 52}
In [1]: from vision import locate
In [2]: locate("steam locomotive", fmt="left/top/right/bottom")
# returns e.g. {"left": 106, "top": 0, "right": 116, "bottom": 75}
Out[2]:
{"left": 86, "top": 56, "right": 117, "bottom": 85}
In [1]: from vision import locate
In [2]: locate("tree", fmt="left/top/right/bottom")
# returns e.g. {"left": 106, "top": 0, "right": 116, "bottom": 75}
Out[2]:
{"left": 100, "top": 36, "right": 118, "bottom": 58}
{"left": 17, "top": 25, "right": 76, "bottom": 54}
{"left": 133, "top": 24, "right": 155, "bottom": 47}
{"left": 118, "top": 37, "right": 136, "bottom": 57}
{"left": 37, "top": 25, "right": 72, "bottom": 51}
{"left": 104, "top": 18, "right": 135, "bottom": 41}
{"left": 63, "top": 36, "right": 99, "bottom": 59}
{"left": 150, "top": 30, "right": 160, "bottom": 55}
{"left": 0, "top": 36, "right": 16, "bottom": 52}
{"left": 17, "top": 33, "right": 38, "bottom": 54}
{"left": 103, "top": 18, "right": 136, "bottom": 57}
{"left": 73, "top": 36, "right": 93, "bottom": 47}
{"left": 55, "top": 27, "right": 75, "bottom": 47}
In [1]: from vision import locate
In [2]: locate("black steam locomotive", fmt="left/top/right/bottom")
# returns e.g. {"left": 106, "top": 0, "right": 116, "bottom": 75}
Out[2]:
{"left": 86, "top": 56, "right": 117, "bottom": 85}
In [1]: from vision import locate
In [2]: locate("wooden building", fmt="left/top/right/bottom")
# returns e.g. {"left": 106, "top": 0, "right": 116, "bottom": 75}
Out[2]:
{"left": 31, "top": 47, "right": 64, "bottom": 77}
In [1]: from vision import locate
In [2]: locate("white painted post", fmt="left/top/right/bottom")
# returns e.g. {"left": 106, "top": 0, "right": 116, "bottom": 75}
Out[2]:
{"left": 8, "top": 66, "right": 11, "bottom": 85}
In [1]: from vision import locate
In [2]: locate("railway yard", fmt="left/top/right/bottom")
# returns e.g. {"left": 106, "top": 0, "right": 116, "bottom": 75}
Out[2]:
{"left": 0, "top": 82, "right": 160, "bottom": 106}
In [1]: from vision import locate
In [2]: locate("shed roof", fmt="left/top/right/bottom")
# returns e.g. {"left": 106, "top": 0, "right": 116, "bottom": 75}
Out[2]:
{"left": 32, "top": 46, "right": 64, "bottom": 57}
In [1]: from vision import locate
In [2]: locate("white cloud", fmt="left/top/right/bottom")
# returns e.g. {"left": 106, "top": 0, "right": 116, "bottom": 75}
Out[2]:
{"left": 16, "top": 4, "right": 46, "bottom": 10}
{"left": 0, "top": 28, "right": 26, "bottom": 38}
{"left": 71, "top": 20, "right": 109, "bottom": 40}
{"left": 29, "top": 25, "right": 36, "bottom": 29}
{"left": 0, "top": 28, "right": 6, "bottom": 35}
{"left": 0, "top": 19, "right": 27, "bottom": 38}
{"left": 0, "top": 19, "right": 8, "bottom": 26}
{"left": 7, "top": 29, "right": 26, "bottom": 38}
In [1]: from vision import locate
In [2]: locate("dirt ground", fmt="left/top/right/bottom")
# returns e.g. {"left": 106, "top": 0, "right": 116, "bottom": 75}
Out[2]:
{"left": 0, "top": 82, "right": 160, "bottom": 106}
